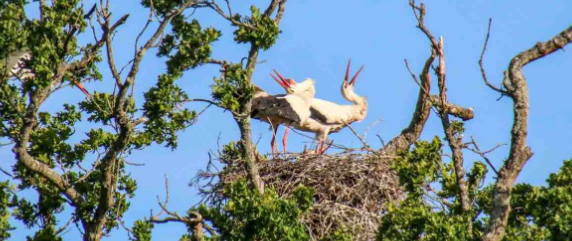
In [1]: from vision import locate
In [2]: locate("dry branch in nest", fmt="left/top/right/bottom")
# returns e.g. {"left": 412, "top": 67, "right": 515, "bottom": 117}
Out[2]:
{"left": 194, "top": 152, "right": 404, "bottom": 241}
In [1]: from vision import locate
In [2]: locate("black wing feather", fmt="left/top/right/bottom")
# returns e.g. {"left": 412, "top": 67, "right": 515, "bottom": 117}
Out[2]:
{"left": 251, "top": 96, "right": 301, "bottom": 123}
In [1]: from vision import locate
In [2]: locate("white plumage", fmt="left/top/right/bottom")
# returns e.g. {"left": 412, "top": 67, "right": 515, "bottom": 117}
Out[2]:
{"left": 275, "top": 60, "right": 368, "bottom": 154}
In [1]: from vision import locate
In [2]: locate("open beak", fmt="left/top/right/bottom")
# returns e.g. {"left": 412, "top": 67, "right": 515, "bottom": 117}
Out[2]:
{"left": 271, "top": 69, "right": 296, "bottom": 89}
{"left": 344, "top": 59, "right": 364, "bottom": 87}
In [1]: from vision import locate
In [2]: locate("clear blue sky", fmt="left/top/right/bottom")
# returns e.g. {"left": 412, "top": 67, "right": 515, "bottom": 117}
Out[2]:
{"left": 2, "top": 1, "right": 572, "bottom": 240}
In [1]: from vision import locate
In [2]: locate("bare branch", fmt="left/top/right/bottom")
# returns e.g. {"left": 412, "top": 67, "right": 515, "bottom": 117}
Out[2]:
{"left": 263, "top": 0, "right": 282, "bottom": 17}
{"left": 343, "top": 121, "right": 377, "bottom": 155}
{"left": 466, "top": 137, "right": 502, "bottom": 176}
{"left": 382, "top": 34, "right": 436, "bottom": 155}
{"left": 0, "top": 166, "right": 13, "bottom": 178}
{"left": 483, "top": 23, "right": 572, "bottom": 241}
{"left": 429, "top": 95, "right": 474, "bottom": 121}
{"left": 406, "top": 3, "right": 474, "bottom": 228}
{"left": 479, "top": 18, "right": 509, "bottom": 95}
{"left": 56, "top": 216, "right": 75, "bottom": 235}
{"left": 275, "top": 0, "right": 287, "bottom": 24}
{"left": 149, "top": 175, "right": 212, "bottom": 239}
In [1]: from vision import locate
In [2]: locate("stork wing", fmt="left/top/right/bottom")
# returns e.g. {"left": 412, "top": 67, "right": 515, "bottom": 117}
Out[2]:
{"left": 309, "top": 98, "right": 353, "bottom": 125}
{"left": 251, "top": 95, "right": 303, "bottom": 123}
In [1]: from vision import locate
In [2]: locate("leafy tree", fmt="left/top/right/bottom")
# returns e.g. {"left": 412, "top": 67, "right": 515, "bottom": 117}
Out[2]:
{"left": 0, "top": 0, "right": 209, "bottom": 240}
{"left": 375, "top": 1, "right": 572, "bottom": 241}
{"left": 1, "top": 0, "right": 572, "bottom": 241}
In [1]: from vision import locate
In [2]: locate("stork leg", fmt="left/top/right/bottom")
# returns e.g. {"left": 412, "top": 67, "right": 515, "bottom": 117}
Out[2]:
{"left": 316, "top": 140, "right": 325, "bottom": 154}
{"left": 314, "top": 129, "right": 329, "bottom": 155}
{"left": 282, "top": 125, "right": 290, "bottom": 154}
{"left": 270, "top": 123, "right": 279, "bottom": 157}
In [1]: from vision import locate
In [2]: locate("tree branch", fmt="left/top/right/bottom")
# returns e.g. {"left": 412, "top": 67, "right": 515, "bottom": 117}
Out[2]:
{"left": 479, "top": 18, "right": 509, "bottom": 95}
{"left": 382, "top": 38, "right": 435, "bottom": 155}
{"left": 466, "top": 137, "right": 502, "bottom": 176}
{"left": 88, "top": 2, "right": 198, "bottom": 239}
{"left": 149, "top": 175, "right": 213, "bottom": 239}
{"left": 406, "top": 2, "right": 474, "bottom": 232}
{"left": 483, "top": 22, "right": 572, "bottom": 241}
{"left": 433, "top": 36, "right": 471, "bottom": 218}
{"left": 12, "top": 92, "right": 87, "bottom": 230}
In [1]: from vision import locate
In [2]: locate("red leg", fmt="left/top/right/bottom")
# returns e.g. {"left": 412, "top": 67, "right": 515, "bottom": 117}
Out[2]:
{"left": 316, "top": 140, "right": 324, "bottom": 154}
{"left": 282, "top": 125, "right": 290, "bottom": 154}
{"left": 271, "top": 124, "right": 279, "bottom": 157}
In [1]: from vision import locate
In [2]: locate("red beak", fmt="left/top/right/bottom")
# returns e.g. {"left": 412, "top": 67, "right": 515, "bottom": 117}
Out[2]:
{"left": 270, "top": 73, "right": 287, "bottom": 89}
{"left": 344, "top": 59, "right": 364, "bottom": 87}
{"left": 271, "top": 69, "right": 295, "bottom": 89}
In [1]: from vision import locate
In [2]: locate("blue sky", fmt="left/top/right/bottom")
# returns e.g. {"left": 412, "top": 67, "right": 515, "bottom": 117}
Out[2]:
{"left": 2, "top": 0, "right": 572, "bottom": 240}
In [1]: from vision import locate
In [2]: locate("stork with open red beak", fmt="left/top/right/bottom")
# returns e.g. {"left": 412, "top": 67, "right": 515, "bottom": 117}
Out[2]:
{"left": 251, "top": 74, "right": 315, "bottom": 156}
{"left": 272, "top": 59, "right": 368, "bottom": 154}
{"left": 4, "top": 50, "right": 90, "bottom": 96}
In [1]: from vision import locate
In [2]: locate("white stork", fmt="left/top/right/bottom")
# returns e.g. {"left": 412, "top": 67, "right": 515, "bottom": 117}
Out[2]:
{"left": 251, "top": 76, "right": 315, "bottom": 155}
{"left": 4, "top": 50, "right": 90, "bottom": 96}
{"left": 272, "top": 60, "right": 367, "bottom": 154}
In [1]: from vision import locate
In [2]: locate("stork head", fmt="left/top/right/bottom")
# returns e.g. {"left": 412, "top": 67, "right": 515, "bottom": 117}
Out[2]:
{"left": 341, "top": 59, "right": 366, "bottom": 104}
{"left": 270, "top": 69, "right": 316, "bottom": 99}
{"left": 341, "top": 59, "right": 364, "bottom": 92}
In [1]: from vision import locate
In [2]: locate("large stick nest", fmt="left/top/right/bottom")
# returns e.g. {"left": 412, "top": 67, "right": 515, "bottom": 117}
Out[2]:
{"left": 195, "top": 152, "right": 404, "bottom": 241}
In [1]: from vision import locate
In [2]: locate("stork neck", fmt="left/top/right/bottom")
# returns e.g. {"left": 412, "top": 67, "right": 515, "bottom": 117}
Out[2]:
{"left": 342, "top": 88, "right": 365, "bottom": 106}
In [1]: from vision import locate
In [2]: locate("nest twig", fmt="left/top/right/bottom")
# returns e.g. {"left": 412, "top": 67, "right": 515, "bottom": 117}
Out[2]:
{"left": 194, "top": 152, "right": 404, "bottom": 240}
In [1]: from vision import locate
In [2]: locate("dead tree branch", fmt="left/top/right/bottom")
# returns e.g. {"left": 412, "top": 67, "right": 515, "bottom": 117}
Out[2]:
{"left": 406, "top": 2, "right": 476, "bottom": 233}
{"left": 149, "top": 175, "right": 215, "bottom": 239}
{"left": 382, "top": 44, "right": 435, "bottom": 155}
{"left": 482, "top": 22, "right": 572, "bottom": 241}
{"left": 479, "top": 18, "right": 509, "bottom": 95}
{"left": 466, "top": 137, "right": 503, "bottom": 176}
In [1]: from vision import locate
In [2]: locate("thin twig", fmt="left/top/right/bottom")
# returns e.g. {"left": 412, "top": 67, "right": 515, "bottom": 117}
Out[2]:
{"left": 466, "top": 136, "right": 502, "bottom": 176}
{"left": 343, "top": 121, "right": 377, "bottom": 155}
{"left": 0, "top": 166, "right": 13, "bottom": 178}
{"left": 479, "top": 18, "right": 509, "bottom": 95}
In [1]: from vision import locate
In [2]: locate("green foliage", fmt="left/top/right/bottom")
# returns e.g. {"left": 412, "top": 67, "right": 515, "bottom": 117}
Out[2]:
{"left": 26, "top": 225, "right": 62, "bottom": 241}
{"left": 450, "top": 120, "right": 465, "bottom": 136}
{"left": 0, "top": 0, "right": 27, "bottom": 63}
{"left": 211, "top": 64, "right": 254, "bottom": 113}
{"left": 143, "top": 74, "right": 197, "bottom": 148}
{"left": 498, "top": 159, "right": 572, "bottom": 240}
{"left": 379, "top": 135, "right": 572, "bottom": 241}
{"left": 79, "top": 93, "right": 122, "bottom": 126}
{"left": 196, "top": 179, "right": 313, "bottom": 241}
{"left": 24, "top": 0, "right": 99, "bottom": 91}
{"left": 132, "top": 220, "right": 154, "bottom": 241}
{"left": 320, "top": 227, "right": 354, "bottom": 241}
{"left": 30, "top": 104, "right": 82, "bottom": 167}
{"left": 0, "top": 80, "right": 26, "bottom": 139}
{"left": 233, "top": 6, "right": 280, "bottom": 50}
{"left": 0, "top": 181, "right": 15, "bottom": 240}
{"left": 378, "top": 198, "right": 480, "bottom": 241}
{"left": 141, "top": 0, "right": 185, "bottom": 16}
{"left": 393, "top": 137, "right": 443, "bottom": 197}
{"left": 158, "top": 16, "right": 221, "bottom": 77}
{"left": 378, "top": 137, "right": 485, "bottom": 240}
{"left": 220, "top": 141, "right": 243, "bottom": 161}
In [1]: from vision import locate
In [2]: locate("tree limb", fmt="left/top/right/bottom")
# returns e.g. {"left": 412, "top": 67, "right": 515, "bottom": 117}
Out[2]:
{"left": 381, "top": 28, "right": 435, "bottom": 155}
{"left": 429, "top": 95, "right": 474, "bottom": 121}
{"left": 479, "top": 18, "right": 509, "bottom": 95}
{"left": 483, "top": 22, "right": 572, "bottom": 241}
{"left": 88, "top": 2, "right": 199, "bottom": 239}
